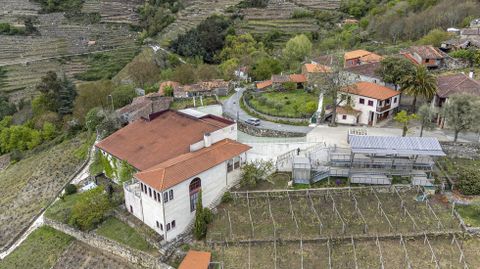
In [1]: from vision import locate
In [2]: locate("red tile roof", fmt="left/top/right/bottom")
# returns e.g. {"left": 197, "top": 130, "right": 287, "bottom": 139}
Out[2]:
{"left": 135, "top": 139, "right": 251, "bottom": 191}
{"left": 345, "top": 62, "right": 381, "bottom": 79}
{"left": 178, "top": 250, "right": 211, "bottom": 269}
{"left": 289, "top": 74, "right": 307, "bottom": 83}
{"left": 344, "top": 50, "right": 383, "bottom": 63}
{"left": 96, "top": 110, "right": 233, "bottom": 170}
{"left": 341, "top": 82, "right": 400, "bottom": 100}
{"left": 437, "top": 73, "right": 480, "bottom": 98}
{"left": 303, "top": 63, "right": 332, "bottom": 73}
{"left": 408, "top": 46, "right": 444, "bottom": 59}
{"left": 256, "top": 80, "right": 272, "bottom": 89}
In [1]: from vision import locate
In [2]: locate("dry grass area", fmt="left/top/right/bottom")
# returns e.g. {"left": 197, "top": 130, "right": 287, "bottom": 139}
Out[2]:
{"left": 206, "top": 186, "right": 480, "bottom": 268}
{"left": 211, "top": 235, "right": 480, "bottom": 268}
{"left": 52, "top": 241, "right": 140, "bottom": 269}
{"left": 0, "top": 134, "right": 88, "bottom": 251}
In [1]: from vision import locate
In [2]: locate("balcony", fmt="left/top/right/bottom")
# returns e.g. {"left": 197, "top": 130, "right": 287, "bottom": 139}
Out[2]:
{"left": 124, "top": 180, "right": 141, "bottom": 198}
{"left": 376, "top": 104, "right": 391, "bottom": 113}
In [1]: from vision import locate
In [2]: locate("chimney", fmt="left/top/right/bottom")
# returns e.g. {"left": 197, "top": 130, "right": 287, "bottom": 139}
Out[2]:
{"left": 204, "top": 133, "right": 211, "bottom": 147}
{"left": 469, "top": 69, "right": 475, "bottom": 79}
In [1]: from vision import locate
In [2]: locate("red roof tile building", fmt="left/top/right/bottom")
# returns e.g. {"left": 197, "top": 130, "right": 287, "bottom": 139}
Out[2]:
{"left": 401, "top": 46, "right": 446, "bottom": 69}
{"left": 96, "top": 110, "right": 250, "bottom": 241}
{"left": 335, "top": 82, "right": 401, "bottom": 126}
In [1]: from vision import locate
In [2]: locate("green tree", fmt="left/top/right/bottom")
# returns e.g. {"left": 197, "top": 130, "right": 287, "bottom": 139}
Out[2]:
{"left": 442, "top": 94, "right": 480, "bottom": 142}
{"left": 193, "top": 191, "right": 207, "bottom": 240}
{"left": 457, "top": 167, "right": 480, "bottom": 195}
{"left": 240, "top": 160, "right": 274, "bottom": 188}
{"left": 163, "top": 85, "right": 174, "bottom": 96}
{"left": 418, "top": 29, "right": 453, "bottom": 47}
{"left": 376, "top": 56, "right": 415, "bottom": 89}
{"left": 303, "top": 101, "right": 318, "bottom": 116}
{"left": 219, "top": 58, "right": 239, "bottom": 80}
{"left": 85, "top": 107, "right": 106, "bottom": 133}
{"left": 35, "top": 71, "right": 76, "bottom": 116}
{"left": 41, "top": 122, "right": 57, "bottom": 140}
{"left": 394, "top": 110, "right": 418, "bottom": 137}
{"left": 171, "top": 64, "right": 196, "bottom": 84}
{"left": 219, "top": 33, "right": 263, "bottom": 62}
{"left": 0, "top": 93, "right": 15, "bottom": 121}
{"left": 417, "top": 104, "right": 437, "bottom": 137}
{"left": 283, "top": 34, "right": 312, "bottom": 67}
{"left": 69, "top": 187, "right": 112, "bottom": 231}
{"left": 251, "top": 57, "right": 282, "bottom": 81}
{"left": 110, "top": 85, "right": 136, "bottom": 109}
{"left": 73, "top": 80, "right": 114, "bottom": 123}
{"left": 400, "top": 65, "right": 437, "bottom": 112}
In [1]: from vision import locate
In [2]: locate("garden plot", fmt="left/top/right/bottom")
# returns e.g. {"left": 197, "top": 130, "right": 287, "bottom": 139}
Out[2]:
{"left": 52, "top": 241, "right": 140, "bottom": 269}
{"left": 228, "top": 197, "right": 254, "bottom": 241}
{"left": 269, "top": 192, "right": 301, "bottom": 240}
{"left": 0, "top": 135, "right": 87, "bottom": 251}
{"left": 302, "top": 242, "right": 330, "bottom": 268}
{"left": 290, "top": 195, "right": 322, "bottom": 238}
{"left": 247, "top": 197, "right": 274, "bottom": 240}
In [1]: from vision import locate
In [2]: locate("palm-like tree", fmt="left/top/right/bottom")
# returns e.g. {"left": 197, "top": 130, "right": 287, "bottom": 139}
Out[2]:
{"left": 400, "top": 65, "right": 437, "bottom": 112}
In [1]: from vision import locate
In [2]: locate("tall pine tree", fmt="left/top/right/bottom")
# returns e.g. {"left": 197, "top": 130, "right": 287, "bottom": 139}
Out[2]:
{"left": 193, "top": 191, "right": 207, "bottom": 240}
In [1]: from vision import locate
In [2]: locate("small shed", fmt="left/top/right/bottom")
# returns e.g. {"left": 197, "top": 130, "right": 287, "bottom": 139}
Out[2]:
{"left": 293, "top": 157, "right": 311, "bottom": 184}
{"left": 178, "top": 250, "right": 211, "bottom": 269}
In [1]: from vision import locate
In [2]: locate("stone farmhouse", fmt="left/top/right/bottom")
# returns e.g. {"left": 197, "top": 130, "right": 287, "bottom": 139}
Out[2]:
{"left": 173, "top": 79, "right": 230, "bottom": 98}
{"left": 343, "top": 50, "right": 383, "bottom": 68}
{"left": 335, "top": 82, "right": 400, "bottom": 126}
{"left": 433, "top": 73, "right": 480, "bottom": 128}
{"left": 96, "top": 110, "right": 251, "bottom": 242}
{"left": 116, "top": 93, "right": 173, "bottom": 124}
{"left": 401, "top": 46, "right": 446, "bottom": 69}
{"left": 343, "top": 61, "right": 397, "bottom": 89}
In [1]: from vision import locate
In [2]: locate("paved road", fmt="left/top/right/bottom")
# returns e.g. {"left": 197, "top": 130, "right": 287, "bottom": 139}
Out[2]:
{"left": 222, "top": 88, "right": 313, "bottom": 134}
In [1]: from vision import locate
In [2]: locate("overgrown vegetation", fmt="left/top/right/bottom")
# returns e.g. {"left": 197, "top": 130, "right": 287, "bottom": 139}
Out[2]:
{"left": 138, "top": 0, "right": 178, "bottom": 38}
{"left": 239, "top": 160, "right": 274, "bottom": 188}
{"left": 246, "top": 90, "right": 318, "bottom": 118}
{"left": 33, "top": 0, "right": 85, "bottom": 13}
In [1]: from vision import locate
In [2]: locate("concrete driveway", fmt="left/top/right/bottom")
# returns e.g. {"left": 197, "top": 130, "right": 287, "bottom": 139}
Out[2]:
{"left": 222, "top": 88, "right": 313, "bottom": 134}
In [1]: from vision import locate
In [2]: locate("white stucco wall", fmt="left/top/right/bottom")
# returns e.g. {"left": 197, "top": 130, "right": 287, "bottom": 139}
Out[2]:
{"left": 124, "top": 183, "right": 144, "bottom": 221}
{"left": 162, "top": 162, "right": 229, "bottom": 241}
{"left": 337, "top": 93, "right": 400, "bottom": 126}
{"left": 140, "top": 183, "right": 166, "bottom": 236}
{"left": 335, "top": 113, "right": 358, "bottom": 125}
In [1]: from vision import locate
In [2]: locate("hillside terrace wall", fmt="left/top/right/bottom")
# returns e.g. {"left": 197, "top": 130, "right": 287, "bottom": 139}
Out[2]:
{"left": 44, "top": 218, "right": 173, "bottom": 269}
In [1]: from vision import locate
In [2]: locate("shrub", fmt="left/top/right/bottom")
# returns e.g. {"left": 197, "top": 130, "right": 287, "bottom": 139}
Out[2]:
{"left": 193, "top": 191, "right": 207, "bottom": 240}
{"left": 457, "top": 167, "right": 480, "bottom": 195}
{"left": 64, "top": 184, "right": 77, "bottom": 195}
{"left": 203, "top": 208, "right": 213, "bottom": 224}
{"left": 69, "top": 187, "right": 112, "bottom": 231}
{"left": 240, "top": 160, "right": 274, "bottom": 188}
{"left": 221, "top": 191, "right": 233, "bottom": 203}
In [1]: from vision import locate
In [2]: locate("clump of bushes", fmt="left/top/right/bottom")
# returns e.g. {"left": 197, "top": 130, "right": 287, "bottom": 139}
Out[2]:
{"left": 457, "top": 167, "right": 480, "bottom": 195}
{"left": 221, "top": 191, "right": 233, "bottom": 203}
{"left": 64, "top": 184, "right": 77, "bottom": 195}
{"left": 69, "top": 187, "right": 113, "bottom": 231}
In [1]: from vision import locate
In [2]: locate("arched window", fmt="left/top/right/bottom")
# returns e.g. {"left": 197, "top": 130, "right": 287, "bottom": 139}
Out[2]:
{"left": 189, "top": 178, "right": 201, "bottom": 212}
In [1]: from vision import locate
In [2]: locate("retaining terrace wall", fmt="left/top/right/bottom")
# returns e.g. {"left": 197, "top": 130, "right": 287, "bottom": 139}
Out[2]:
{"left": 44, "top": 218, "right": 173, "bottom": 269}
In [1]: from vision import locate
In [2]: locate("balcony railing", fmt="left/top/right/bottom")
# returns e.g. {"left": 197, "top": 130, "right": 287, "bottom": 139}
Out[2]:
{"left": 376, "top": 104, "right": 391, "bottom": 113}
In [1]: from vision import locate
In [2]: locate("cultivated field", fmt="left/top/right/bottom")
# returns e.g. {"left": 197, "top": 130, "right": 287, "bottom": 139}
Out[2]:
{"left": 0, "top": 135, "right": 88, "bottom": 251}
{"left": 206, "top": 186, "right": 480, "bottom": 268}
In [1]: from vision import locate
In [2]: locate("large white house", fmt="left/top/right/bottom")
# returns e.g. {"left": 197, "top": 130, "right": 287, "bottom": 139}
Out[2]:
{"left": 336, "top": 82, "right": 401, "bottom": 126}
{"left": 96, "top": 110, "right": 250, "bottom": 241}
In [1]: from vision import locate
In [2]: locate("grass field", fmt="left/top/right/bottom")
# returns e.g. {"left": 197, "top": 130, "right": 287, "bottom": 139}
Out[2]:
{"left": 456, "top": 204, "right": 480, "bottom": 227}
{"left": 95, "top": 217, "right": 155, "bottom": 253}
{"left": 0, "top": 226, "right": 73, "bottom": 269}
{"left": 0, "top": 134, "right": 88, "bottom": 251}
{"left": 248, "top": 90, "right": 317, "bottom": 118}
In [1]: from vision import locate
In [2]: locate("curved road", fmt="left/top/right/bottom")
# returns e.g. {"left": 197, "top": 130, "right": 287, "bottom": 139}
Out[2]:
{"left": 222, "top": 88, "right": 313, "bottom": 134}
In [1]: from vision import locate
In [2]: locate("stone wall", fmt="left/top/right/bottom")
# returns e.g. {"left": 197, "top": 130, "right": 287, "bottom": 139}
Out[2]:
{"left": 0, "top": 154, "right": 10, "bottom": 171}
{"left": 44, "top": 218, "right": 173, "bottom": 269}
{"left": 236, "top": 121, "right": 306, "bottom": 137}
{"left": 440, "top": 142, "right": 480, "bottom": 159}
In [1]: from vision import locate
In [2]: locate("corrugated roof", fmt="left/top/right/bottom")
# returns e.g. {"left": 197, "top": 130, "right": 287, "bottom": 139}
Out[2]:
{"left": 178, "top": 250, "right": 211, "bottom": 269}
{"left": 340, "top": 82, "right": 400, "bottom": 100}
{"left": 350, "top": 136, "right": 446, "bottom": 156}
{"left": 135, "top": 139, "right": 251, "bottom": 191}
{"left": 96, "top": 110, "right": 233, "bottom": 170}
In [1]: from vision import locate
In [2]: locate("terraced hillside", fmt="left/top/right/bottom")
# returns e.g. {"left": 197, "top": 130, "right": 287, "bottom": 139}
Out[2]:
{"left": 0, "top": 0, "right": 40, "bottom": 24}
{"left": 291, "top": 0, "right": 340, "bottom": 10}
{"left": 157, "top": 0, "right": 243, "bottom": 45}
{"left": 82, "top": 0, "right": 143, "bottom": 25}
{"left": 0, "top": 8, "right": 139, "bottom": 98}
{"left": 238, "top": 1, "right": 319, "bottom": 43}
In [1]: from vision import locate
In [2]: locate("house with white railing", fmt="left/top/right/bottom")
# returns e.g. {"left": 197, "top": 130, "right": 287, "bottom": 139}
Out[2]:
{"left": 96, "top": 110, "right": 250, "bottom": 241}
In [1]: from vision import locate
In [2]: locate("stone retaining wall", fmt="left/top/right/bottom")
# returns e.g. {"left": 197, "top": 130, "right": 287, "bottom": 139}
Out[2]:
{"left": 236, "top": 121, "right": 306, "bottom": 138}
{"left": 0, "top": 154, "right": 10, "bottom": 171}
{"left": 44, "top": 218, "right": 173, "bottom": 269}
